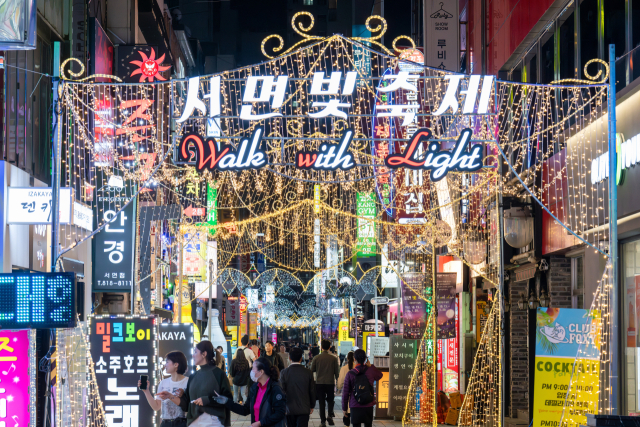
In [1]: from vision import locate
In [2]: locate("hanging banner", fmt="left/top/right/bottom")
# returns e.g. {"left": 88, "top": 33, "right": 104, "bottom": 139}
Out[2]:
{"left": 248, "top": 312, "right": 258, "bottom": 340}
{"left": 402, "top": 273, "right": 426, "bottom": 340}
{"left": 158, "top": 323, "right": 195, "bottom": 376}
{"left": 89, "top": 316, "right": 158, "bottom": 427}
{"left": 93, "top": 175, "right": 137, "bottom": 292}
{"left": 183, "top": 228, "right": 207, "bottom": 278}
{"left": 0, "top": 329, "right": 35, "bottom": 427}
{"left": 356, "top": 192, "right": 376, "bottom": 257}
{"left": 532, "top": 308, "right": 601, "bottom": 427}
{"left": 425, "top": 0, "right": 459, "bottom": 71}
{"left": 436, "top": 272, "right": 457, "bottom": 339}
{"left": 226, "top": 297, "right": 239, "bottom": 326}
{"left": 476, "top": 301, "right": 488, "bottom": 343}
{"left": 388, "top": 335, "right": 418, "bottom": 416}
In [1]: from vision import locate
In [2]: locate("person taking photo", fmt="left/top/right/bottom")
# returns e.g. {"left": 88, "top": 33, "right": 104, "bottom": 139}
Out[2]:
{"left": 213, "top": 357, "right": 287, "bottom": 427}
{"left": 341, "top": 350, "right": 382, "bottom": 427}
{"left": 158, "top": 341, "right": 233, "bottom": 427}
{"left": 139, "top": 351, "right": 190, "bottom": 427}
{"left": 280, "top": 348, "right": 316, "bottom": 427}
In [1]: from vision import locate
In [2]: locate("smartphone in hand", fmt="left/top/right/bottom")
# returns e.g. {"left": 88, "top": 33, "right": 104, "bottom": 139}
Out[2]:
{"left": 139, "top": 375, "right": 148, "bottom": 390}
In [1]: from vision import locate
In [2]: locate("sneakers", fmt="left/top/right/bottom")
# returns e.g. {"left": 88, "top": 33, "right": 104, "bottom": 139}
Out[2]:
{"left": 327, "top": 418, "right": 335, "bottom": 426}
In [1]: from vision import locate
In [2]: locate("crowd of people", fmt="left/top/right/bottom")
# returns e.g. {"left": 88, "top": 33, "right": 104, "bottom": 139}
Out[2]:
{"left": 137, "top": 335, "right": 382, "bottom": 427}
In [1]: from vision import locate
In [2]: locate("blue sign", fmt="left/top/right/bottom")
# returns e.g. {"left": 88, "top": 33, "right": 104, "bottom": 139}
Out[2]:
{"left": 535, "top": 308, "right": 600, "bottom": 360}
{"left": 0, "top": 272, "right": 77, "bottom": 329}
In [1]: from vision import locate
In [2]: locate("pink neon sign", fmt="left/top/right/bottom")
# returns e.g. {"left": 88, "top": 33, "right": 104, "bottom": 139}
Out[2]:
{"left": 0, "top": 330, "right": 30, "bottom": 427}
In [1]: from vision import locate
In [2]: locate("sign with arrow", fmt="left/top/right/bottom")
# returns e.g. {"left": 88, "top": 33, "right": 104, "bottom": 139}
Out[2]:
{"left": 183, "top": 205, "right": 205, "bottom": 217}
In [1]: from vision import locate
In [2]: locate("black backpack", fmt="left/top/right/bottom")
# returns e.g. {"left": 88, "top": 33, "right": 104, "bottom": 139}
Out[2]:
{"left": 352, "top": 367, "right": 374, "bottom": 405}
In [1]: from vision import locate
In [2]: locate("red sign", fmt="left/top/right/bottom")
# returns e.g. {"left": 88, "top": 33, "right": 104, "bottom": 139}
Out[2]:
{"left": 129, "top": 47, "right": 170, "bottom": 82}
{"left": 239, "top": 295, "right": 247, "bottom": 313}
{"left": 184, "top": 205, "right": 206, "bottom": 217}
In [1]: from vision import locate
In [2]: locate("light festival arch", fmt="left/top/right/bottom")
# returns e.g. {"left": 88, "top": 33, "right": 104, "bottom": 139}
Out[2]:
{"left": 55, "top": 12, "right": 617, "bottom": 427}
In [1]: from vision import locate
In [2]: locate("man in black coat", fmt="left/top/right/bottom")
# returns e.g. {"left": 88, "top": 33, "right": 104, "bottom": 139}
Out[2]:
{"left": 280, "top": 348, "right": 316, "bottom": 427}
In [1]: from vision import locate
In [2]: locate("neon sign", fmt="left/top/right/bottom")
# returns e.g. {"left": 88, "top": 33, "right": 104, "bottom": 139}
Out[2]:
{"left": 179, "top": 127, "right": 482, "bottom": 180}
{"left": 384, "top": 128, "right": 483, "bottom": 181}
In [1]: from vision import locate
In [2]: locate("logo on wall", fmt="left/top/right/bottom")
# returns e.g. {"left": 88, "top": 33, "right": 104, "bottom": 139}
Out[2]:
{"left": 129, "top": 48, "right": 171, "bottom": 82}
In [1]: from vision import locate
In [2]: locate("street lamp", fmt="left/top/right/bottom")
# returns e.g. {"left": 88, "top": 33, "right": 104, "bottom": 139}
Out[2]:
{"left": 539, "top": 288, "right": 550, "bottom": 308}
{"left": 528, "top": 288, "right": 540, "bottom": 310}
{"left": 504, "top": 207, "right": 534, "bottom": 249}
{"left": 517, "top": 292, "right": 528, "bottom": 310}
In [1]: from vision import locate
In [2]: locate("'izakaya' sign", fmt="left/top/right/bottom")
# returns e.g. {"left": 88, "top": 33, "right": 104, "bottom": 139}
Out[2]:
{"left": 178, "top": 126, "right": 482, "bottom": 180}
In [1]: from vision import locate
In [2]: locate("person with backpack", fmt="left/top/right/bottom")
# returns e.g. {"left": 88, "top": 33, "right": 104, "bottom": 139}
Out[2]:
{"left": 230, "top": 348, "right": 251, "bottom": 404}
{"left": 341, "top": 349, "right": 382, "bottom": 427}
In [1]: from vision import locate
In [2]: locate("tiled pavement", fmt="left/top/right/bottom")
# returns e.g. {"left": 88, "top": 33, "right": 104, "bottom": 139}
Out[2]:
{"left": 229, "top": 396, "right": 404, "bottom": 427}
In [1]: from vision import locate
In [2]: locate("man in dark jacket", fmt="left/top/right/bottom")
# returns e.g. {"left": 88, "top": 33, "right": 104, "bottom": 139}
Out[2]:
{"left": 280, "top": 347, "right": 316, "bottom": 427}
{"left": 263, "top": 341, "right": 286, "bottom": 371}
{"left": 310, "top": 340, "right": 340, "bottom": 427}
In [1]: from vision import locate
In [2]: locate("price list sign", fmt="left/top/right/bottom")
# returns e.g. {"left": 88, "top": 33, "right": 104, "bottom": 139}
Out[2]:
{"left": 388, "top": 335, "right": 417, "bottom": 416}
{"left": 89, "top": 316, "right": 158, "bottom": 427}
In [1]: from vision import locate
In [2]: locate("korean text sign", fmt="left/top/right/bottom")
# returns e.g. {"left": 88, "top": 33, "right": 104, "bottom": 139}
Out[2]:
{"left": 90, "top": 316, "right": 157, "bottom": 427}
{"left": 388, "top": 335, "right": 417, "bottom": 416}
{"left": 7, "top": 187, "right": 72, "bottom": 225}
{"left": 356, "top": 192, "right": 376, "bottom": 257}
{"left": 0, "top": 330, "right": 33, "bottom": 427}
{"left": 533, "top": 308, "right": 600, "bottom": 427}
{"left": 92, "top": 184, "right": 136, "bottom": 292}
{"left": 0, "top": 272, "right": 76, "bottom": 329}
{"left": 436, "top": 272, "right": 457, "bottom": 339}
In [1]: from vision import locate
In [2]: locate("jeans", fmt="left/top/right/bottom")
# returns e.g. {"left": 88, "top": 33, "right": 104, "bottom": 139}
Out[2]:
{"left": 233, "top": 384, "right": 248, "bottom": 403}
{"left": 316, "top": 384, "right": 335, "bottom": 423}
{"left": 160, "top": 419, "right": 187, "bottom": 427}
{"left": 286, "top": 414, "right": 310, "bottom": 427}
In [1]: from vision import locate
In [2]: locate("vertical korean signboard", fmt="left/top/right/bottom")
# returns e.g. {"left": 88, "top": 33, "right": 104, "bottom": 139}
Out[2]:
{"left": 93, "top": 179, "right": 137, "bottom": 292}
{"left": 532, "top": 308, "right": 600, "bottom": 427}
{"left": 388, "top": 335, "right": 418, "bottom": 416}
{"left": 0, "top": 330, "right": 34, "bottom": 427}
{"left": 356, "top": 192, "right": 376, "bottom": 257}
{"left": 425, "top": 0, "right": 459, "bottom": 71}
{"left": 90, "top": 316, "right": 157, "bottom": 427}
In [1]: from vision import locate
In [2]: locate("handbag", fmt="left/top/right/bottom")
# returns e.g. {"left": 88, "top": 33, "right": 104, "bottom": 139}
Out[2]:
{"left": 343, "top": 413, "right": 350, "bottom": 427}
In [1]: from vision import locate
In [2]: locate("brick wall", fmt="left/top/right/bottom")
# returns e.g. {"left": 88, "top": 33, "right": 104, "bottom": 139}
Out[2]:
{"left": 509, "top": 279, "right": 529, "bottom": 417}
{"left": 547, "top": 255, "right": 572, "bottom": 308}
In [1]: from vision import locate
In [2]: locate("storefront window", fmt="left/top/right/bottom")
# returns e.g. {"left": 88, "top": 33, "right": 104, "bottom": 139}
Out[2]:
{"left": 540, "top": 31, "right": 555, "bottom": 83}
{"left": 580, "top": 0, "right": 598, "bottom": 77}
{"left": 604, "top": 0, "right": 626, "bottom": 90}
{"left": 622, "top": 240, "right": 640, "bottom": 414}
{"left": 558, "top": 9, "right": 575, "bottom": 80}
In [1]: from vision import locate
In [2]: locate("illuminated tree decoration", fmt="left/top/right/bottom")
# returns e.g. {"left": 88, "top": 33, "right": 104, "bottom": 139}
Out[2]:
{"left": 129, "top": 48, "right": 171, "bottom": 82}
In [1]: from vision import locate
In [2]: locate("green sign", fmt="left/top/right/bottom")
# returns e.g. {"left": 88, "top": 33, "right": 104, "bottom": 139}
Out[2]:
{"left": 197, "top": 184, "right": 218, "bottom": 236}
{"left": 356, "top": 192, "right": 376, "bottom": 257}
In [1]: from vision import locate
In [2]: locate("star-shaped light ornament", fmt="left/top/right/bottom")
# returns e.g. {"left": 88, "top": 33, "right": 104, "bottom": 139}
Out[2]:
{"left": 13, "top": 376, "right": 19, "bottom": 383}
{"left": 129, "top": 48, "right": 171, "bottom": 82}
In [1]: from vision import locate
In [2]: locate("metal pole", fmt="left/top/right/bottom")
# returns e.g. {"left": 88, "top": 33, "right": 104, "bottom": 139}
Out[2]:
{"left": 50, "top": 42, "right": 61, "bottom": 273}
{"left": 374, "top": 301, "right": 379, "bottom": 337}
{"left": 608, "top": 43, "right": 619, "bottom": 415}
{"left": 177, "top": 239, "right": 183, "bottom": 323}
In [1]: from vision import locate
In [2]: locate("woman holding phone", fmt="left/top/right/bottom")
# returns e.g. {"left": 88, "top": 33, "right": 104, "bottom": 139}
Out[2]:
{"left": 158, "top": 341, "right": 233, "bottom": 427}
{"left": 139, "top": 351, "right": 189, "bottom": 427}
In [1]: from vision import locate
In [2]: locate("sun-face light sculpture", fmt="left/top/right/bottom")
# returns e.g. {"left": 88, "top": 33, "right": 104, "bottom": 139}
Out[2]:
{"left": 129, "top": 48, "right": 171, "bottom": 82}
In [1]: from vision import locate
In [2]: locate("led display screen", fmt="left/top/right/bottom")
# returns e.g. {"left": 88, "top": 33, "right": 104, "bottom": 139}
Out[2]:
{"left": 0, "top": 272, "right": 76, "bottom": 329}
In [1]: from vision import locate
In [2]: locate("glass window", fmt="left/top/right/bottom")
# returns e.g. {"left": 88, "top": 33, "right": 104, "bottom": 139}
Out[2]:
{"left": 571, "top": 256, "right": 584, "bottom": 308}
{"left": 632, "top": 0, "right": 640, "bottom": 81}
{"left": 604, "top": 0, "right": 626, "bottom": 90}
{"left": 525, "top": 52, "right": 537, "bottom": 83}
{"left": 580, "top": 0, "right": 599, "bottom": 76}
{"left": 558, "top": 10, "right": 575, "bottom": 79}
{"left": 622, "top": 240, "right": 640, "bottom": 414}
{"left": 540, "top": 31, "right": 555, "bottom": 83}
